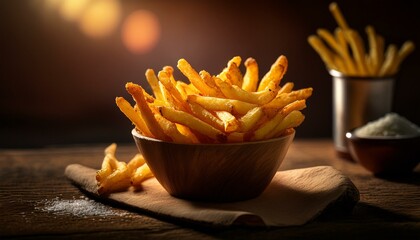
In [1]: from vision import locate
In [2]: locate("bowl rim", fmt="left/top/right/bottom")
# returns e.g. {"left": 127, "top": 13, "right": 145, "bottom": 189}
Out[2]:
{"left": 345, "top": 129, "right": 420, "bottom": 141}
{"left": 131, "top": 128, "right": 295, "bottom": 146}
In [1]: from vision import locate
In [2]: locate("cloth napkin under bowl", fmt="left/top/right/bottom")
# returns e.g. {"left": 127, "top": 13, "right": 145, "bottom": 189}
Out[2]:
{"left": 65, "top": 164, "right": 359, "bottom": 227}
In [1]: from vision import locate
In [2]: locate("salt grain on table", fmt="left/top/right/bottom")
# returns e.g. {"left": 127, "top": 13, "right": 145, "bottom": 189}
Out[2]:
{"left": 37, "top": 196, "right": 127, "bottom": 217}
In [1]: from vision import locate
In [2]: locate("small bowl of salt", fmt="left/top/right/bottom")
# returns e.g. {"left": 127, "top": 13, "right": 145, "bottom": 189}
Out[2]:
{"left": 346, "top": 113, "right": 420, "bottom": 175}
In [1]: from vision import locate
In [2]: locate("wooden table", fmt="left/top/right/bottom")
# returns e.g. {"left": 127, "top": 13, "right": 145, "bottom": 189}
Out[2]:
{"left": 1, "top": 140, "right": 419, "bottom": 239}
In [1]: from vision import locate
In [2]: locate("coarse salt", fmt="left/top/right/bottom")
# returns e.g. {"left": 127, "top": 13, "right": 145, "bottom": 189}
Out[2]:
{"left": 354, "top": 112, "right": 420, "bottom": 138}
{"left": 36, "top": 196, "right": 127, "bottom": 217}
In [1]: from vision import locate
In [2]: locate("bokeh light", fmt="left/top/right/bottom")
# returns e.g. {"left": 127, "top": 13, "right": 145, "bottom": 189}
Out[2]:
{"left": 58, "top": 0, "right": 90, "bottom": 22}
{"left": 121, "top": 10, "right": 161, "bottom": 54}
{"left": 78, "top": 0, "right": 121, "bottom": 39}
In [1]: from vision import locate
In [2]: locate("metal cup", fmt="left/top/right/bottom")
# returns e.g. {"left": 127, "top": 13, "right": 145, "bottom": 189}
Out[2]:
{"left": 330, "top": 70, "right": 395, "bottom": 158}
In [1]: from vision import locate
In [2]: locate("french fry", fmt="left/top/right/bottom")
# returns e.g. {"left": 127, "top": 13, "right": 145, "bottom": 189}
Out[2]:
{"left": 278, "top": 82, "right": 294, "bottom": 94}
{"left": 242, "top": 57, "right": 259, "bottom": 92}
{"left": 98, "top": 160, "right": 131, "bottom": 195}
{"left": 391, "top": 41, "right": 415, "bottom": 74}
{"left": 317, "top": 28, "right": 356, "bottom": 75}
{"left": 252, "top": 100, "right": 306, "bottom": 141}
{"left": 126, "top": 82, "right": 171, "bottom": 141}
{"left": 267, "top": 110, "right": 305, "bottom": 139}
{"left": 159, "top": 106, "right": 227, "bottom": 142}
{"left": 263, "top": 88, "right": 313, "bottom": 113}
{"left": 215, "top": 111, "right": 239, "bottom": 133}
{"left": 177, "top": 58, "right": 219, "bottom": 96}
{"left": 131, "top": 163, "right": 154, "bottom": 188}
{"left": 329, "top": 2, "right": 349, "bottom": 30}
{"left": 214, "top": 76, "right": 277, "bottom": 105}
{"left": 199, "top": 70, "right": 224, "bottom": 97}
{"left": 96, "top": 143, "right": 156, "bottom": 194}
{"left": 218, "top": 56, "right": 243, "bottom": 87}
{"left": 379, "top": 44, "right": 398, "bottom": 77}
{"left": 187, "top": 94, "right": 258, "bottom": 115}
{"left": 238, "top": 107, "right": 264, "bottom": 132}
{"left": 345, "top": 29, "right": 368, "bottom": 76}
{"left": 308, "top": 35, "right": 337, "bottom": 70}
{"left": 162, "top": 65, "right": 177, "bottom": 85}
{"left": 126, "top": 154, "right": 146, "bottom": 173}
{"left": 154, "top": 113, "right": 194, "bottom": 144}
{"left": 188, "top": 102, "right": 225, "bottom": 131}
{"left": 257, "top": 55, "right": 288, "bottom": 91}
{"left": 115, "top": 97, "right": 153, "bottom": 137}
{"left": 96, "top": 154, "right": 116, "bottom": 183}
{"left": 157, "top": 70, "right": 190, "bottom": 112}
{"left": 145, "top": 69, "right": 164, "bottom": 101}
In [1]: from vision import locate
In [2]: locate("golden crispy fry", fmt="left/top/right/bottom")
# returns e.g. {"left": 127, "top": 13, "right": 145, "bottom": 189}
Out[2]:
{"left": 238, "top": 107, "right": 264, "bottom": 132}
{"left": 267, "top": 110, "right": 305, "bottom": 139}
{"left": 242, "top": 57, "right": 259, "bottom": 92}
{"left": 379, "top": 44, "right": 398, "bottom": 77}
{"left": 145, "top": 69, "right": 163, "bottom": 101}
{"left": 391, "top": 41, "right": 415, "bottom": 74}
{"left": 308, "top": 35, "right": 337, "bottom": 70}
{"left": 214, "top": 77, "right": 277, "bottom": 105}
{"left": 215, "top": 111, "right": 239, "bottom": 133}
{"left": 115, "top": 97, "right": 153, "bottom": 137}
{"left": 226, "top": 132, "right": 246, "bottom": 143}
{"left": 96, "top": 155, "right": 115, "bottom": 182}
{"left": 158, "top": 81, "right": 177, "bottom": 107}
{"left": 218, "top": 56, "right": 243, "bottom": 87}
{"left": 329, "top": 2, "right": 349, "bottom": 30}
{"left": 131, "top": 163, "right": 154, "bottom": 188}
{"left": 252, "top": 100, "right": 306, "bottom": 141}
{"left": 258, "top": 55, "right": 288, "bottom": 91}
{"left": 162, "top": 66, "right": 177, "bottom": 85}
{"left": 175, "top": 123, "right": 200, "bottom": 143}
{"left": 98, "top": 161, "right": 131, "bottom": 195}
{"left": 157, "top": 70, "right": 190, "bottom": 112}
{"left": 126, "top": 82, "right": 171, "bottom": 141}
{"left": 317, "top": 28, "right": 356, "bottom": 75}
{"left": 159, "top": 106, "right": 227, "bottom": 142}
{"left": 263, "top": 87, "right": 313, "bottom": 116}
{"left": 188, "top": 102, "right": 225, "bottom": 131}
{"left": 199, "top": 70, "right": 224, "bottom": 97}
{"left": 154, "top": 113, "right": 194, "bottom": 144}
{"left": 365, "top": 25, "right": 380, "bottom": 75}
{"left": 126, "top": 154, "right": 146, "bottom": 173}
{"left": 345, "top": 29, "right": 368, "bottom": 76}
{"left": 187, "top": 94, "right": 258, "bottom": 115}
{"left": 96, "top": 144, "right": 156, "bottom": 194}
{"left": 104, "top": 142, "right": 117, "bottom": 156}
{"left": 177, "top": 58, "right": 219, "bottom": 96}
{"left": 278, "top": 82, "right": 294, "bottom": 94}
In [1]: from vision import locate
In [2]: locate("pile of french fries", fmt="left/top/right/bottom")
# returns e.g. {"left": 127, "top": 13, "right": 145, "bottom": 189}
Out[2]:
{"left": 96, "top": 143, "right": 153, "bottom": 195}
{"left": 116, "top": 55, "right": 313, "bottom": 144}
{"left": 308, "top": 2, "right": 415, "bottom": 77}
{"left": 97, "top": 55, "right": 312, "bottom": 194}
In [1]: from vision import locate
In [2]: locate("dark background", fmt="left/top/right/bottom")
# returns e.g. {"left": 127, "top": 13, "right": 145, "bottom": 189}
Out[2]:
{"left": 1, "top": 0, "right": 419, "bottom": 148}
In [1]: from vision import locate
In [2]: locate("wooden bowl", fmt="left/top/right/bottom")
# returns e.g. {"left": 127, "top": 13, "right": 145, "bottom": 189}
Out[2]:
{"left": 346, "top": 130, "right": 420, "bottom": 176}
{"left": 132, "top": 128, "right": 295, "bottom": 202}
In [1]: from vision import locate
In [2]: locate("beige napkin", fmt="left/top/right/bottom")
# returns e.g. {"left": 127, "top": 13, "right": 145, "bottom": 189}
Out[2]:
{"left": 65, "top": 164, "right": 359, "bottom": 227}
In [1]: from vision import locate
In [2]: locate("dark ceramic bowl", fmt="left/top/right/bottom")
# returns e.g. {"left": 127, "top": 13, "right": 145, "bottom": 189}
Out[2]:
{"left": 132, "top": 128, "right": 295, "bottom": 202}
{"left": 346, "top": 130, "right": 420, "bottom": 175}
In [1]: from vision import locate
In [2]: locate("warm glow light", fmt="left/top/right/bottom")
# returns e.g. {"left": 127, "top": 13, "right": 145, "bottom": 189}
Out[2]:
{"left": 58, "top": 0, "right": 90, "bottom": 22}
{"left": 44, "top": 0, "right": 63, "bottom": 11}
{"left": 79, "top": 0, "right": 121, "bottom": 39}
{"left": 121, "top": 10, "right": 161, "bottom": 54}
